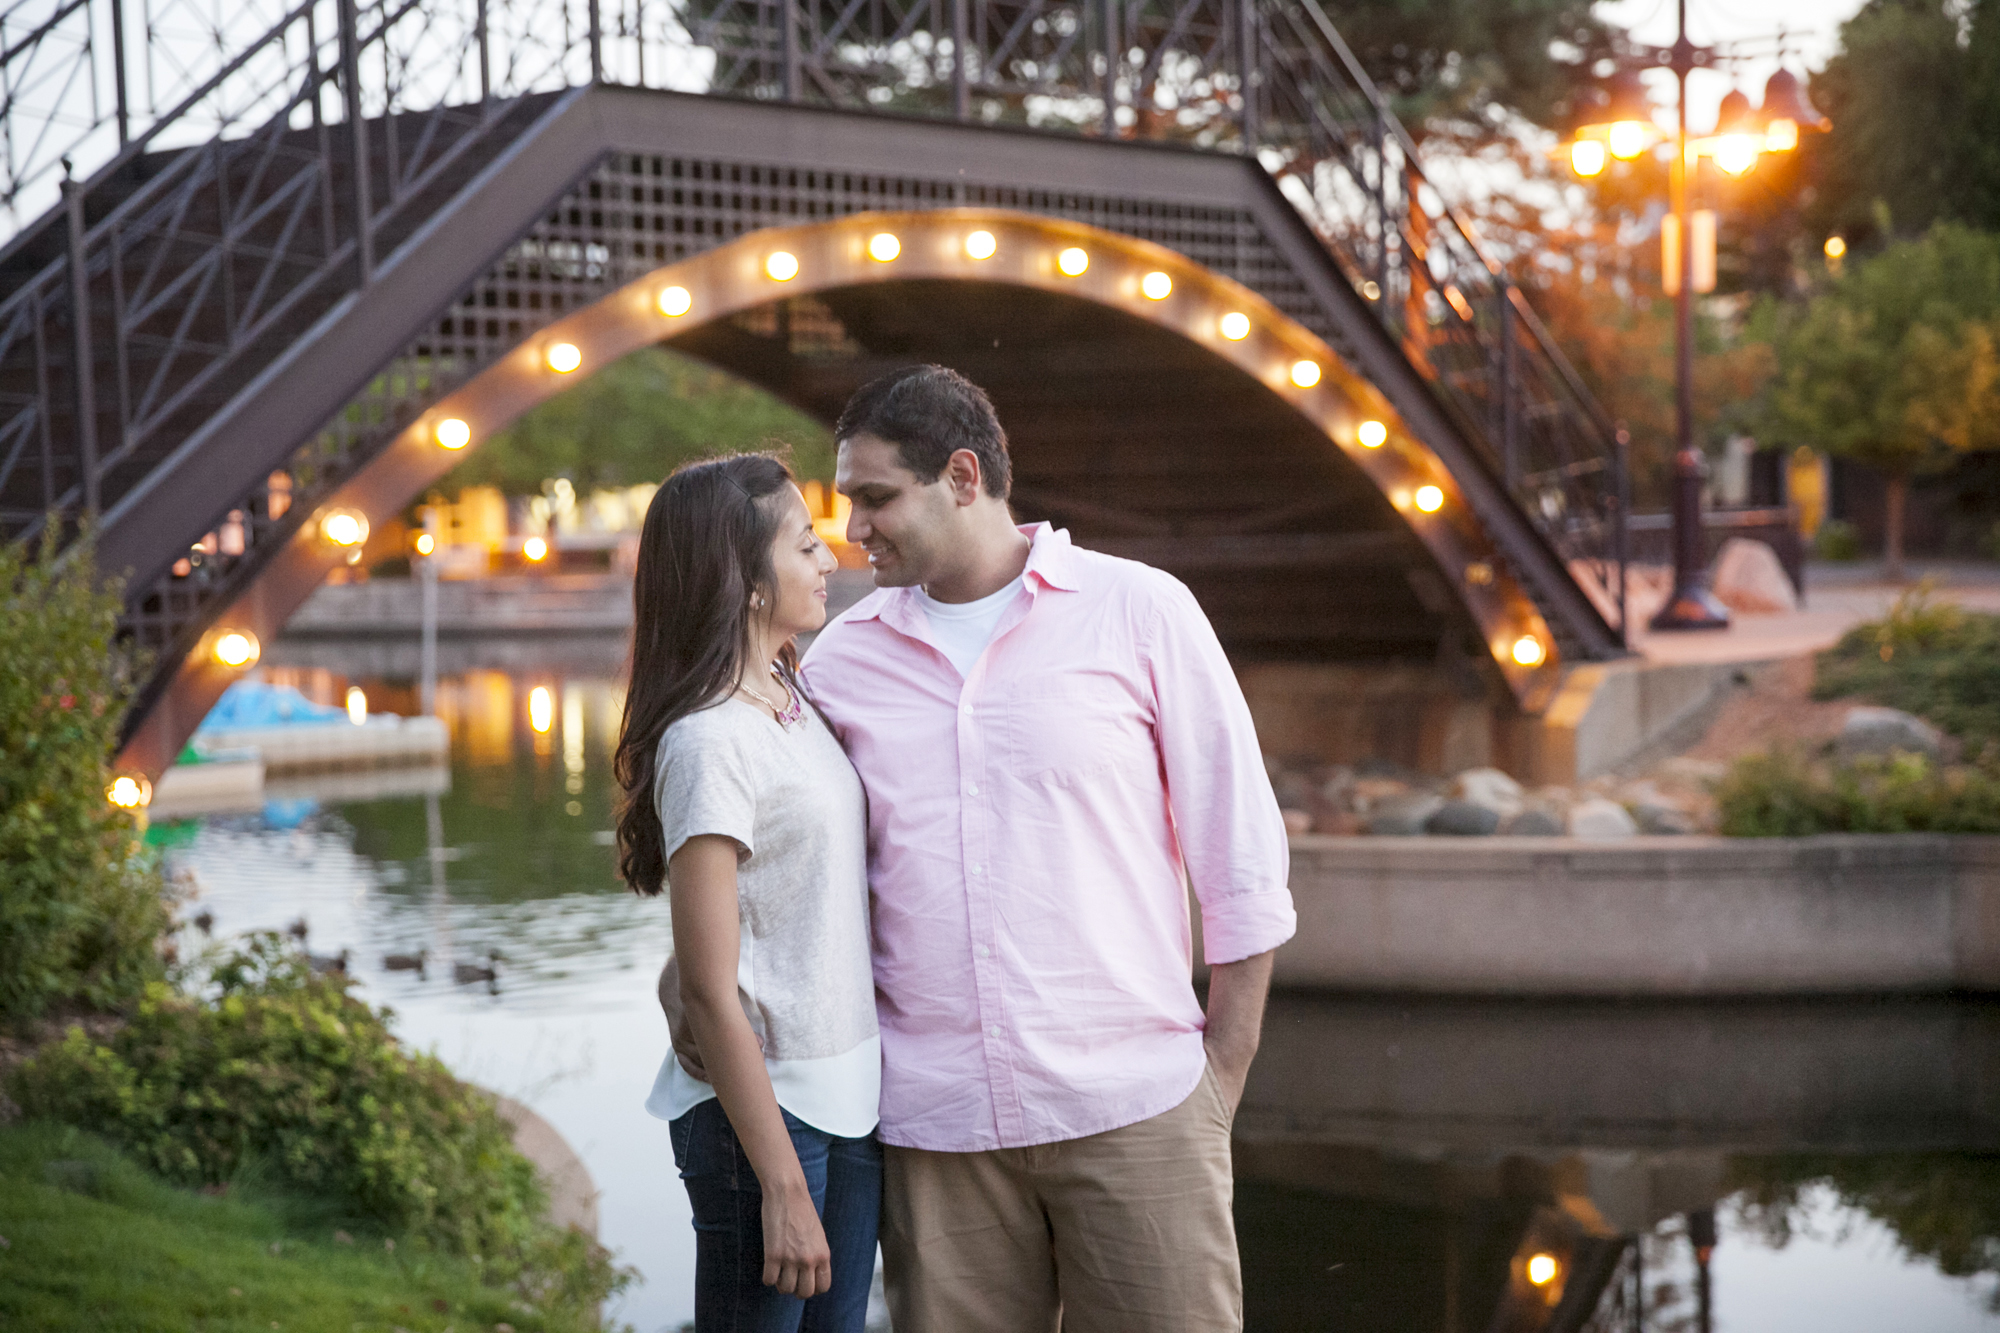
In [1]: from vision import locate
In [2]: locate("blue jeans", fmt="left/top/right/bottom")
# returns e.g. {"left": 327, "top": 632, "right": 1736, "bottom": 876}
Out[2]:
{"left": 670, "top": 1098, "right": 882, "bottom": 1333}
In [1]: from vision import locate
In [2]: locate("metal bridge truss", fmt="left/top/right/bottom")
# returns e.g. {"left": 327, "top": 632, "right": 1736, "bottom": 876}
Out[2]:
{"left": 0, "top": 0, "right": 1629, "bottom": 747}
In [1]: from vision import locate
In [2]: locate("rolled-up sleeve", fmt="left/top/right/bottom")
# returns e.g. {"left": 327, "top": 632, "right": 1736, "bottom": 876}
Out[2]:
{"left": 1144, "top": 577, "right": 1296, "bottom": 965}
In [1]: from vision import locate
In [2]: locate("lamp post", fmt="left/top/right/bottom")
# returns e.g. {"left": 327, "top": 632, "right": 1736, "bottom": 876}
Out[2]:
{"left": 1568, "top": 5, "right": 1827, "bottom": 631}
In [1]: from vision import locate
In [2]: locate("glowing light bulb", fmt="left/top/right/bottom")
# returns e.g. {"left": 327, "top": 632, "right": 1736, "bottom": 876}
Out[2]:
{"left": 1824, "top": 236, "right": 1847, "bottom": 260}
{"left": 414, "top": 532, "right": 435, "bottom": 555}
{"left": 1357, "top": 419, "right": 1388, "bottom": 448}
{"left": 658, "top": 285, "right": 692, "bottom": 317}
{"left": 1527, "top": 1253, "right": 1559, "bottom": 1286}
{"left": 964, "top": 230, "right": 997, "bottom": 260}
{"left": 1290, "top": 360, "right": 1321, "bottom": 388}
{"left": 212, "top": 630, "right": 260, "bottom": 669}
{"left": 1057, "top": 247, "right": 1089, "bottom": 277}
{"left": 1765, "top": 117, "right": 1799, "bottom": 152}
{"left": 529, "top": 685, "right": 554, "bottom": 734}
{"left": 1141, "top": 271, "right": 1172, "bottom": 300}
{"left": 1607, "top": 120, "right": 1649, "bottom": 160}
{"left": 346, "top": 686, "right": 367, "bottom": 726}
{"left": 545, "top": 342, "right": 582, "bottom": 373}
{"left": 765, "top": 251, "right": 799, "bottom": 281}
{"left": 1219, "top": 311, "right": 1251, "bottom": 341}
{"left": 1512, "top": 635, "right": 1546, "bottom": 667}
{"left": 868, "top": 232, "right": 900, "bottom": 262}
{"left": 107, "top": 774, "right": 152, "bottom": 809}
{"left": 1414, "top": 485, "right": 1445, "bottom": 512}
{"left": 523, "top": 536, "right": 549, "bottom": 562}
{"left": 1570, "top": 139, "right": 1607, "bottom": 177}
{"left": 435, "top": 417, "right": 471, "bottom": 450}
{"left": 1713, "top": 134, "right": 1759, "bottom": 176}
{"left": 320, "top": 509, "right": 368, "bottom": 548}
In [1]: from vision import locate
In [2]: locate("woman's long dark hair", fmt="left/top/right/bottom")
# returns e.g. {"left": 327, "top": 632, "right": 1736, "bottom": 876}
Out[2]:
{"left": 615, "top": 453, "right": 798, "bottom": 895}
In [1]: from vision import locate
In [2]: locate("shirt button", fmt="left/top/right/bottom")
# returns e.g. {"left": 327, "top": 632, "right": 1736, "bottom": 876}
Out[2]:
{"left": 976, "top": 944, "right": 991, "bottom": 958}
{"left": 988, "top": 1025, "right": 1002, "bottom": 1038}
{"left": 970, "top": 862, "right": 983, "bottom": 875}
{"left": 966, "top": 782, "right": 979, "bottom": 796}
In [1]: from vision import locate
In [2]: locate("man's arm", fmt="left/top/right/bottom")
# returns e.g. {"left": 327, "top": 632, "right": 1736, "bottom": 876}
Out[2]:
{"left": 1202, "top": 948, "right": 1274, "bottom": 1114}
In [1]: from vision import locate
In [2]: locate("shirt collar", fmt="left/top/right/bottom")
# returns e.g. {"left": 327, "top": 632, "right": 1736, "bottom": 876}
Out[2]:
{"left": 843, "top": 522, "right": 1078, "bottom": 624}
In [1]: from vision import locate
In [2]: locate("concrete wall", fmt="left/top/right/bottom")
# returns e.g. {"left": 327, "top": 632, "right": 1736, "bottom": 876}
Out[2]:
{"left": 1276, "top": 834, "right": 2000, "bottom": 996}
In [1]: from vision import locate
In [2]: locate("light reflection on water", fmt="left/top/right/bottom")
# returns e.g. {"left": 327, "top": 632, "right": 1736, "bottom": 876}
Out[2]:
{"left": 163, "top": 648, "right": 2000, "bottom": 1333}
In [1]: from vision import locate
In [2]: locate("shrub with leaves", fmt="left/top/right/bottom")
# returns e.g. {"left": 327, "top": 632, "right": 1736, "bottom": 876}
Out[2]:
{"left": 0, "top": 527, "right": 169, "bottom": 1023}
{"left": 1716, "top": 748, "right": 2000, "bottom": 837}
{"left": 1812, "top": 583, "right": 2000, "bottom": 750}
{"left": 8, "top": 934, "right": 627, "bottom": 1312}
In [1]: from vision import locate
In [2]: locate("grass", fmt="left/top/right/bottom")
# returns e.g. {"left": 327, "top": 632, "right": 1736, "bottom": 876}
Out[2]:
{"left": 0, "top": 1120, "right": 587, "bottom": 1333}
{"left": 1812, "top": 584, "right": 2000, "bottom": 751}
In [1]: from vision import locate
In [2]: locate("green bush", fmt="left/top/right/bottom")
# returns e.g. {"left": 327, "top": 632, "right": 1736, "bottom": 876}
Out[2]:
{"left": 1812, "top": 584, "right": 2000, "bottom": 748}
{"left": 1715, "top": 748, "right": 2000, "bottom": 836}
{"left": 0, "top": 527, "right": 169, "bottom": 1023}
{"left": 8, "top": 934, "right": 626, "bottom": 1312}
{"left": 1814, "top": 519, "right": 1864, "bottom": 561}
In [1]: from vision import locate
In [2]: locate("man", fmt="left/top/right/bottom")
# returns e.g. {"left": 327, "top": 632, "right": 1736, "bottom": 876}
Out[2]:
{"left": 800, "top": 363, "right": 1295, "bottom": 1331}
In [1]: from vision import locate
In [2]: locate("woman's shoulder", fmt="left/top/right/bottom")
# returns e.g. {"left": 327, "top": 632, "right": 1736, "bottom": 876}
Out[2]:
{"left": 657, "top": 698, "right": 764, "bottom": 758}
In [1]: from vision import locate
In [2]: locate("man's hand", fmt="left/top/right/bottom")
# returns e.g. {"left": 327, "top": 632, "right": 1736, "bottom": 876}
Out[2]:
{"left": 1202, "top": 948, "right": 1275, "bottom": 1116}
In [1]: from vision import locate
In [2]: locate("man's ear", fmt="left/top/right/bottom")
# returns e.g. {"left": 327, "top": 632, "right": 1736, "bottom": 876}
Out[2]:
{"left": 944, "top": 448, "right": 984, "bottom": 506}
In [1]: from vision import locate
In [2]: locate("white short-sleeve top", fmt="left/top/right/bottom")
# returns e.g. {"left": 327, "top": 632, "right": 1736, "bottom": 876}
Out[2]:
{"left": 643, "top": 695, "right": 879, "bottom": 1138}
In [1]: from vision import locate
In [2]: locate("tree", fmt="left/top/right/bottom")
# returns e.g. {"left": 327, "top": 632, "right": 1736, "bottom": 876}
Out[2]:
{"left": 438, "top": 346, "right": 833, "bottom": 500}
{"left": 1758, "top": 224, "right": 2000, "bottom": 578}
{"left": 1805, "top": 0, "right": 2000, "bottom": 246}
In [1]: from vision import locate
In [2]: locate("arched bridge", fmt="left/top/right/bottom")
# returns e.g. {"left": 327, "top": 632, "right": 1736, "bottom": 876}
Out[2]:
{"left": 0, "top": 0, "right": 1631, "bottom": 777}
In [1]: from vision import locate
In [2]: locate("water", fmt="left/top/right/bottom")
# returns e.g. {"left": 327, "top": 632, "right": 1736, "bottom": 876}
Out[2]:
{"left": 163, "top": 645, "right": 2000, "bottom": 1333}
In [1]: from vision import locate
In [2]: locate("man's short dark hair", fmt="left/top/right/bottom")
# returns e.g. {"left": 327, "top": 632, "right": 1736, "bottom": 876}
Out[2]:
{"left": 834, "top": 365, "right": 1012, "bottom": 499}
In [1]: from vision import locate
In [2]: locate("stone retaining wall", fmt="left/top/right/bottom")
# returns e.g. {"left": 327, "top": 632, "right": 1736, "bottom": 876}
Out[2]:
{"left": 1273, "top": 834, "right": 2000, "bottom": 996}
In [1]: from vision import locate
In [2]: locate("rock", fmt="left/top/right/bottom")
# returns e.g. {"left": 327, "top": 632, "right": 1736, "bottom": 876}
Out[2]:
{"left": 1280, "top": 807, "right": 1314, "bottom": 836}
{"left": 1312, "top": 809, "right": 1366, "bottom": 836}
{"left": 1657, "top": 756, "right": 1728, "bottom": 787}
{"left": 1367, "top": 793, "right": 1444, "bottom": 835}
{"left": 1567, "top": 797, "right": 1638, "bottom": 839}
{"left": 1451, "top": 767, "right": 1525, "bottom": 818}
{"left": 1711, "top": 537, "right": 1798, "bottom": 613}
{"left": 1271, "top": 769, "right": 1315, "bottom": 809}
{"left": 1838, "top": 706, "right": 1943, "bottom": 761}
{"left": 1501, "top": 807, "right": 1565, "bottom": 836}
{"left": 1351, "top": 777, "right": 1414, "bottom": 810}
{"left": 1632, "top": 802, "right": 1696, "bottom": 835}
{"left": 1425, "top": 800, "right": 1501, "bottom": 836}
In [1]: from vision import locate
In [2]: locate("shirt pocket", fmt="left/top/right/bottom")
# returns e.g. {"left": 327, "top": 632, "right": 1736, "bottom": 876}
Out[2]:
{"left": 1005, "top": 672, "right": 1152, "bottom": 789}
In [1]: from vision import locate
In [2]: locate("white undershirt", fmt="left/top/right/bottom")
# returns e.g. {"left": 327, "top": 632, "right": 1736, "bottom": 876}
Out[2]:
{"left": 915, "top": 575, "right": 1025, "bottom": 676}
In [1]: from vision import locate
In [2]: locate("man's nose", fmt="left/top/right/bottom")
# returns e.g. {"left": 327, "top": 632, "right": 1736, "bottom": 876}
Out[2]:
{"left": 844, "top": 509, "right": 870, "bottom": 545}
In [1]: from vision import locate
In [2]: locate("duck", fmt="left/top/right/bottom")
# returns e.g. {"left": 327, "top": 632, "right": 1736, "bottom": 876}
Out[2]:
{"left": 285, "top": 917, "right": 310, "bottom": 942}
{"left": 307, "top": 948, "right": 350, "bottom": 975}
{"left": 191, "top": 909, "right": 215, "bottom": 936}
{"left": 383, "top": 949, "right": 428, "bottom": 977}
{"left": 452, "top": 950, "right": 502, "bottom": 987}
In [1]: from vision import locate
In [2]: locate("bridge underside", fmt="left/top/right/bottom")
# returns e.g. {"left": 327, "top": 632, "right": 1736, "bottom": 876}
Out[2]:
{"left": 677, "top": 281, "right": 1460, "bottom": 662}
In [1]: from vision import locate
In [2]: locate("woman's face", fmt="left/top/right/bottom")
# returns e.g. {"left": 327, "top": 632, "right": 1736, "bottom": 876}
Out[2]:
{"left": 761, "top": 485, "right": 838, "bottom": 641}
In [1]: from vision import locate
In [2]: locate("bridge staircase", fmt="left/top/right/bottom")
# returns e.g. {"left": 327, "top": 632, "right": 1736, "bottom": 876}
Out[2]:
{"left": 0, "top": 0, "right": 1630, "bottom": 753}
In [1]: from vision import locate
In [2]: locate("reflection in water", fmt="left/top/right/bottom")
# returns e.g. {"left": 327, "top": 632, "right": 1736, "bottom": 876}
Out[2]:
{"left": 163, "top": 648, "right": 2000, "bottom": 1333}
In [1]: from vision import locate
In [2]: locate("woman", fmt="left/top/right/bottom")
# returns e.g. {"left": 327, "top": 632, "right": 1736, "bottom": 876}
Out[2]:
{"left": 615, "top": 453, "right": 878, "bottom": 1332}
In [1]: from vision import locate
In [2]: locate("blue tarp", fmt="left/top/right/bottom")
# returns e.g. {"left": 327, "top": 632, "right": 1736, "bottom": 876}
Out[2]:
{"left": 196, "top": 680, "right": 346, "bottom": 731}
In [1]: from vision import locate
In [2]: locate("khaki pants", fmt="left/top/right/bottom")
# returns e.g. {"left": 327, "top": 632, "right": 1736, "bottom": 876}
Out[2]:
{"left": 880, "top": 1061, "right": 1240, "bottom": 1333}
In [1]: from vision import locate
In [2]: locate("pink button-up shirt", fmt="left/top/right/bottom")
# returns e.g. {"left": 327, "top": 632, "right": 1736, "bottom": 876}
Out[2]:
{"left": 801, "top": 523, "right": 1295, "bottom": 1152}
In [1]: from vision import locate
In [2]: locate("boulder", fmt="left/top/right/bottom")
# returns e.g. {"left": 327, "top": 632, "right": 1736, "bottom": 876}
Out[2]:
{"left": 1425, "top": 800, "right": 1501, "bottom": 836}
{"left": 1451, "top": 767, "right": 1525, "bottom": 818}
{"left": 1568, "top": 797, "right": 1638, "bottom": 839}
{"left": 1312, "top": 809, "right": 1367, "bottom": 837}
{"left": 1838, "top": 706, "right": 1943, "bottom": 761}
{"left": 1711, "top": 538, "right": 1798, "bottom": 614}
{"left": 1501, "top": 807, "right": 1566, "bottom": 837}
{"left": 1352, "top": 777, "right": 1414, "bottom": 809}
{"left": 1632, "top": 802, "right": 1696, "bottom": 835}
{"left": 1367, "top": 793, "right": 1445, "bottom": 836}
